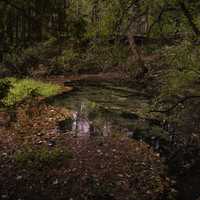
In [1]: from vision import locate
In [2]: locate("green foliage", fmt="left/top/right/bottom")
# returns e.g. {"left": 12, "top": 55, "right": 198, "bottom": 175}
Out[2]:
{"left": 161, "top": 40, "right": 200, "bottom": 97}
{"left": 14, "top": 147, "right": 72, "bottom": 169}
{"left": 67, "top": 16, "right": 87, "bottom": 40}
{"left": 56, "top": 48, "right": 79, "bottom": 66}
{"left": 49, "top": 48, "right": 81, "bottom": 74}
{"left": 3, "top": 37, "right": 57, "bottom": 75}
{"left": 0, "top": 78, "right": 61, "bottom": 106}
{"left": 2, "top": 0, "right": 200, "bottom": 77}
{"left": 84, "top": 42, "right": 129, "bottom": 71}
{"left": 0, "top": 78, "right": 14, "bottom": 100}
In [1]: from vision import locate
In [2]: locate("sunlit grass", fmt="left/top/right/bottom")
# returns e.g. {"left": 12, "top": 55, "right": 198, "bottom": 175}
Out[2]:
{"left": 0, "top": 78, "right": 61, "bottom": 106}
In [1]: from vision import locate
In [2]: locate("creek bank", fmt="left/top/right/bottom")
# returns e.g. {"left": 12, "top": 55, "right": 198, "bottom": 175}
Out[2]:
{"left": 0, "top": 101, "right": 171, "bottom": 200}
{"left": 0, "top": 76, "right": 199, "bottom": 200}
{"left": 0, "top": 138, "right": 171, "bottom": 200}
{"left": 48, "top": 79, "right": 200, "bottom": 200}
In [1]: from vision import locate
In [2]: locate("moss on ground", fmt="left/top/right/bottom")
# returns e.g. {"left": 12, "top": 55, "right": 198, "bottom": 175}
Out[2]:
{"left": 0, "top": 77, "right": 61, "bottom": 106}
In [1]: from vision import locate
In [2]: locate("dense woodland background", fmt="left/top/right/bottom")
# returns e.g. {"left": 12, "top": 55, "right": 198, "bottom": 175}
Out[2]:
{"left": 1, "top": 0, "right": 200, "bottom": 132}
{"left": 1, "top": 1, "right": 200, "bottom": 200}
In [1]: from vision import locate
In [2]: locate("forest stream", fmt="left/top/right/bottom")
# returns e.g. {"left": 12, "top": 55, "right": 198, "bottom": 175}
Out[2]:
{"left": 0, "top": 78, "right": 199, "bottom": 200}
{"left": 50, "top": 83, "right": 164, "bottom": 144}
{"left": 47, "top": 81, "right": 200, "bottom": 200}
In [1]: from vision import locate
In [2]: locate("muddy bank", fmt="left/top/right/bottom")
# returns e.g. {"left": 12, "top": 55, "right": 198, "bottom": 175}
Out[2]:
{"left": 0, "top": 102, "right": 171, "bottom": 200}
{"left": 0, "top": 77, "right": 199, "bottom": 200}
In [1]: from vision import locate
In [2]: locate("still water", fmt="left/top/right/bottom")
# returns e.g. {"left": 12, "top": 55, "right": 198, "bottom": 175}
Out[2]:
{"left": 50, "top": 85, "right": 171, "bottom": 149}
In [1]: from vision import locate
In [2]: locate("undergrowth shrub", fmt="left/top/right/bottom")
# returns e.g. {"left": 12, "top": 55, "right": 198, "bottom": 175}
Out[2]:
{"left": 161, "top": 40, "right": 200, "bottom": 97}
{"left": 151, "top": 40, "right": 200, "bottom": 122}
{"left": 3, "top": 37, "right": 58, "bottom": 76}
{"left": 14, "top": 147, "right": 72, "bottom": 169}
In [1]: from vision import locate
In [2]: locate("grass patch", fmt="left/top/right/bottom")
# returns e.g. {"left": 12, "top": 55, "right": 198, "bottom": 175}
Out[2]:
{"left": 0, "top": 78, "right": 61, "bottom": 106}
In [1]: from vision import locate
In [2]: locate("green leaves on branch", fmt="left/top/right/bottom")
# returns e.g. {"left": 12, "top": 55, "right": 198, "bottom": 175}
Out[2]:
{"left": 161, "top": 40, "right": 200, "bottom": 97}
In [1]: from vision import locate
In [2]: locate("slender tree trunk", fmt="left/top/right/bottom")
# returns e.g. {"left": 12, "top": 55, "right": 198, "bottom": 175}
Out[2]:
{"left": 128, "top": 33, "right": 148, "bottom": 79}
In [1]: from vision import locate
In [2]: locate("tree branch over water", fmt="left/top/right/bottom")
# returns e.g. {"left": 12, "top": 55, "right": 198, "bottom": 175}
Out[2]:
{"left": 150, "top": 95, "right": 200, "bottom": 114}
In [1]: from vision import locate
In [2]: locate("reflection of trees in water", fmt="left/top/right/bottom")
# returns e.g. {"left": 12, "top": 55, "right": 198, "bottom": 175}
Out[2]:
{"left": 72, "top": 111, "right": 90, "bottom": 136}
{"left": 71, "top": 101, "right": 112, "bottom": 137}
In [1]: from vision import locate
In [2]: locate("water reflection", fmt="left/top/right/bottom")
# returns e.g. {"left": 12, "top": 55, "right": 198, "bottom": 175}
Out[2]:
{"left": 57, "top": 100, "right": 173, "bottom": 154}
{"left": 58, "top": 101, "right": 113, "bottom": 137}
{"left": 72, "top": 111, "right": 90, "bottom": 136}
{"left": 54, "top": 87, "right": 173, "bottom": 151}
